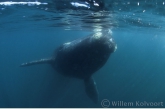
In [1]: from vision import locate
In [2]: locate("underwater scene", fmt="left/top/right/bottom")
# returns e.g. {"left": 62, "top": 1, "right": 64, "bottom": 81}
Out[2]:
{"left": 0, "top": 0, "right": 165, "bottom": 108}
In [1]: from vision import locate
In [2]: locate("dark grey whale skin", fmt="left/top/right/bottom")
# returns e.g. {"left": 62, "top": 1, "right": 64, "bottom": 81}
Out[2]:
{"left": 20, "top": 32, "right": 117, "bottom": 104}
{"left": 53, "top": 32, "right": 116, "bottom": 79}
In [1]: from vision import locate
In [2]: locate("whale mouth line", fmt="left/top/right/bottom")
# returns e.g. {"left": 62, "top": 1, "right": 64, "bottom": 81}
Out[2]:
{"left": 0, "top": 1, "right": 48, "bottom": 6}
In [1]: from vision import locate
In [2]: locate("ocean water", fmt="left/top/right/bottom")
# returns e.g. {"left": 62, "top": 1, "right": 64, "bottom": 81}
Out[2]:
{"left": 0, "top": 0, "right": 165, "bottom": 108}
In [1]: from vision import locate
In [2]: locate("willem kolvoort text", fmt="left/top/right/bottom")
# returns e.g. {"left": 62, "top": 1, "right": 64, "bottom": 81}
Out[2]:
{"left": 110, "top": 101, "right": 163, "bottom": 107}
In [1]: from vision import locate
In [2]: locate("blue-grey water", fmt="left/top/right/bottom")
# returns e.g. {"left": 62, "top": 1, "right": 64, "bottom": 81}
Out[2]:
{"left": 0, "top": 0, "right": 165, "bottom": 108}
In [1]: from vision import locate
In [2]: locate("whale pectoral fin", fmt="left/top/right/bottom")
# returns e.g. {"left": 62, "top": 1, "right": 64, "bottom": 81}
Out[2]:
{"left": 20, "top": 58, "right": 54, "bottom": 67}
{"left": 84, "top": 76, "right": 99, "bottom": 104}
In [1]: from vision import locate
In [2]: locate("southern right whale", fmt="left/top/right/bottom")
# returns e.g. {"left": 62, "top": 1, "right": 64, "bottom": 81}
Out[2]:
{"left": 20, "top": 31, "right": 117, "bottom": 103}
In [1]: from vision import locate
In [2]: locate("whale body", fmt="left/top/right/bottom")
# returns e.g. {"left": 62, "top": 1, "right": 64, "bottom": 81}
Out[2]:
{"left": 20, "top": 31, "right": 117, "bottom": 103}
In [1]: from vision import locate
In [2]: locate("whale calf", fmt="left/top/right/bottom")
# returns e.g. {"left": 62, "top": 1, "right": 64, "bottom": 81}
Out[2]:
{"left": 20, "top": 31, "right": 117, "bottom": 103}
